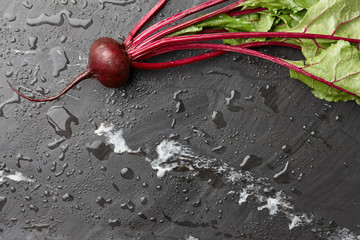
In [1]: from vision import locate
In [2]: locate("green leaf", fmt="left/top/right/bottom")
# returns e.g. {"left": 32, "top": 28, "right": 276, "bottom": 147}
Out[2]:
{"left": 288, "top": 40, "right": 360, "bottom": 103}
{"left": 223, "top": 13, "right": 275, "bottom": 45}
{"left": 293, "top": 0, "right": 319, "bottom": 9}
{"left": 169, "top": 14, "right": 257, "bottom": 37}
{"left": 290, "top": 0, "right": 360, "bottom": 38}
{"left": 287, "top": 0, "right": 360, "bottom": 58}
{"left": 278, "top": 10, "right": 306, "bottom": 28}
{"left": 169, "top": 13, "right": 275, "bottom": 43}
{"left": 168, "top": 25, "right": 204, "bottom": 37}
{"left": 240, "top": 0, "right": 316, "bottom": 14}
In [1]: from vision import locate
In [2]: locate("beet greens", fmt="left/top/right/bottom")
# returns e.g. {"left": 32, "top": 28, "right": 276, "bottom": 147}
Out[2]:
{"left": 9, "top": 0, "right": 360, "bottom": 104}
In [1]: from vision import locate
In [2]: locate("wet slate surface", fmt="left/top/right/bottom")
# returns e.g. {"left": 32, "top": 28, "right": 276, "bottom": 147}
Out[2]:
{"left": 0, "top": 0, "right": 360, "bottom": 239}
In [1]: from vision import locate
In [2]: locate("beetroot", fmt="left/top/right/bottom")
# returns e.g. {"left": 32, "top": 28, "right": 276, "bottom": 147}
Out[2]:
{"left": 88, "top": 38, "right": 130, "bottom": 88}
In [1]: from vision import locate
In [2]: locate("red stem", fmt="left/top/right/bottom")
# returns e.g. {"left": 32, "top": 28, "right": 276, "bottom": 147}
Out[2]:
{"left": 132, "top": 50, "right": 225, "bottom": 69}
{"left": 133, "top": 1, "right": 244, "bottom": 49}
{"left": 130, "top": 0, "right": 232, "bottom": 49}
{"left": 133, "top": 41, "right": 301, "bottom": 61}
{"left": 131, "top": 41, "right": 300, "bottom": 69}
{"left": 129, "top": 32, "right": 360, "bottom": 59}
{"left": 124, "top": 0, "right": 169, "bottom": 48}
{"left": 136, "top": 43, "right": 358, "bottom": 97}
{"left": 8, "top": 69, "right": 92, "bottom": 102}
{"left": 131, "top": 0, "right": 229, "bottom": 48}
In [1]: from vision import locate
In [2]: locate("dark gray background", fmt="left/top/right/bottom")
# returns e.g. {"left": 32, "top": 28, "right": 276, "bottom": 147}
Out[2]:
{"left": 0, "top": 0, "right": 359, "bottom": 239}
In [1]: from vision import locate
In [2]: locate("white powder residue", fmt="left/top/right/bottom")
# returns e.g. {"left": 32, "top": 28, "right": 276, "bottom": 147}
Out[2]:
{"left": 151, "top": 140, "right": 194, "bottom": 178}
{"left": 94, "top": 122, "right": 324, "bottom": 232}
{"left": 95, "top": 123, "right": 131, "bottom": 154}
{"left": 156, "top": 140, "right": 182, "bottom": 162}
{"left": 148, "top": 139, "right": 313, "bottom": 230}
{"left": 0, "top": 170, "right": 34, "bottom": 183}
{"left": 288, "top": 213, "right": 312, "bottom": 230}
{"left": 329, "top": 228, "right": 360, "bottom": 240}
{"left": 258, "top": 191, "right": 293, "bottom": 215}
{"left": 185, "top": 236, "right": 199, "bottom": 240}
{"left": 238, "top": 184, "right": 255, "bottom": 206}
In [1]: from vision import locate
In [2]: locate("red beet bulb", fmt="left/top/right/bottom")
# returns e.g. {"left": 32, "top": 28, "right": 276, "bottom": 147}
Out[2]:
{"left": 88, "top": 38, "right": 131, "bottom": 88}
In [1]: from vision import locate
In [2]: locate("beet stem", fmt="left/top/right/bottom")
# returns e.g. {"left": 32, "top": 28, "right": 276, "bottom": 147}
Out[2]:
{"left": 8, "top": 69, "right": 92, "bottom": 102}
{"left": 130, "top": 32, "right": 360, "bottom": 59}
{"left": 133, "top": 1, "right": 244, "bottom": 49}
{"left": 139, "top": 42, "right": 358, "bottom": 97}
{"left": 124, "top": 0, "right": 169, "bottom": 48}
{"left": 133, "top": 41, "right": 301, "bottom": 61}
{"left": 130, "top": 0, "right": 231, "bottom": 49}
{"left": 132, "top": 50, "right": 225, "bottom": 69}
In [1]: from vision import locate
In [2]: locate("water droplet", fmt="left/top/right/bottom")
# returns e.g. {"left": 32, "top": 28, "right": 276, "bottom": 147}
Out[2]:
{"left": 86, "top": 140, "right": 112, "bottom": 160}
{"left": 0, "top": 92, "right": 20, "bottom": 117}
{"left": 281, "top": 145, "right": 291, "bottom": 153}
{"left": 49, "top": 46, "right": 69, "bottom": 77}
{"left": 259, "top": 85, "right": 279, "bottom": 113}
{"left": 0, "top": 163, "right": 6, "bottom": 171}
{"left": 273, "top": 161, "right": 291, "bottom": 184}
{"left": 55, "top": 163, "right": 68, "bottom": 177}
{"left": 23, "top": 224, "right": 50, "bottom": 231}
{"left": 315, "top": 113, "right": 326, "bottom": 119}
{"left": 291, "top": 188, "right": 302, "bottom": 196}
{"left": 50, "top": 162, "right": 57, "bottom": 172}
{"left": 98, "top": 0, "right": 135, "bottom": 7}
{"left": 47, "top": 137, "right": 66, "bottom": 150}
{"left": 212, "top": 111, "right": 227, "bottom": 129}
{"left": 120, "top": 167, "right": 134, "bottom": 180}
{"left": 335, "top": 115, "right": 343, "bottom": 122}
{"left": 29, "top": 204, "right": 39, "bottom": 212}
{"left": 28, "top": 36, "right": 38, "bottom": 49}
{"left": 108, "top": 219, "right": 121, "bottom": 229}
{"left": 240, "top": 155, "right": 263, "bottom": 170}
{"left": 16, "top": 154, "right": 33, "bottom": 168}
{"left": 5, "top": 69, "right": 13, "bottom": 78}
{"left": 26, "top": 9, "right": 93, "bottom": 29}
{"left": 96, "top": 196, "right": 106, "bottom": 207}
{"left": 171, "top": 119, "right": 176, "bottom": 129}
{"left": 138, "top": 212, "right": 147, "bottom": 220}
{"left": 22, "top": 1, "right": 33, "bottom": 9}
{"left": 46, "top": 106, "right": 79, "bottom": 138}
{"left": 4, "top": 3, "right": 16, "bottom": 22}
{"left": 244, "top": 95, "right": 255, "bottom": 101}
{"left": 60, "top": 36, "right": 67, "bottom": 43}
{"left": 111, "top": 181, "right": 119, "bottom": 191}
{"left": 62, "top": 193, "right": 74, "bottom": 202}
{"left": 212, "top": 145, "right": 226, "bottom": 154}
{"left": 140, "top": 197, "right": 147, "bottom": 205}
{"left": 173, "top": 89, "right": 187, "bottom": 101}
{"left": 175, "top": 101, "right": 185, "bottom": 113}
{"left": 0, "top": 196, "right": 7, "bottom": 211}
{"left": 225, "top": 90, "right": 242, "bottom": 112}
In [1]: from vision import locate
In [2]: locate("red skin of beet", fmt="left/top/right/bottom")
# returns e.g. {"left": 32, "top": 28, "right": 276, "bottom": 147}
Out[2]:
{"left": 88, "top": 37, "right": 131, "bottom": 88}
